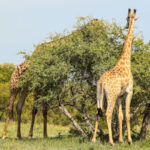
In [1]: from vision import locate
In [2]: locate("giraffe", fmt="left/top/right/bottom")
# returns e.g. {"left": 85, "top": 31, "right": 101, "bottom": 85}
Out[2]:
{"left": 2, "top": 19, "right": 103, "bottom": 139}
{"left": 92, "top": 9, "right": 138, "bottom": 146}
{"left": 2, "top": 43, "right": 52, "bottom": 139}
{"left": 2, "top": 60, "right": 51, "bottom": 139}
{"left": 2, "top": 60, "right": 29, "bottom": 139}
{"left": 2, "top": 34, "right": 72, "bottom": 139}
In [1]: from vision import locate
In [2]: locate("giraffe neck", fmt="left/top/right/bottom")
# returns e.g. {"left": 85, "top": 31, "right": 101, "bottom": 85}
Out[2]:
{"left": 116, "top": 19, "right": 135, "bottom": 69}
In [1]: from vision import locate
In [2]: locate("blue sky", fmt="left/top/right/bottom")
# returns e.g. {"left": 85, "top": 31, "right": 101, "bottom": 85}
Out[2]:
{"left": 0, "top": 0, "right": 149, "bottom": 65}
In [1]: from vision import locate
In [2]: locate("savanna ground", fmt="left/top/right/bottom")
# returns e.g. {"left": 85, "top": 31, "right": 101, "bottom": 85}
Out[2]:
{"left": 0, "top": 122, "right": 149, "bottom": 150}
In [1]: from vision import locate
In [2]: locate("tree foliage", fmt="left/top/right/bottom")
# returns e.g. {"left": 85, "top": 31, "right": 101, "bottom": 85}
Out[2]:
{"left": 2, "top": 17, "right": 150, "bottom": 138}
{"left": 19, "top": 17, "right": 150, "bottom": 136}
{"left": 0, "top": 63, "right": 15, "bottom": 119}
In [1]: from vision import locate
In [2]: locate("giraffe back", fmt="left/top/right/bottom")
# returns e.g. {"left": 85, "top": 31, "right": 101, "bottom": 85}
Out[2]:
{"left": 10, "top": 60, "right": 30, "bottom": 90}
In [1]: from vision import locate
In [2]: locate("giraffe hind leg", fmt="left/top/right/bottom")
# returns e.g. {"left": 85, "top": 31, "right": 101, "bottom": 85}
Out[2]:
{"left": 92, "top": 81, "right": 103, "bottom": 143}
{"left": 2, "top": 89, "right": 18, "bottom": 139}
{"left": 28, "top": 106, "right": 38, "bottom": 138}
{"left": 91, "top": 114, "right": 99, "bottom": 143}
{"left": 105, "top": 92, "right": 119, "bottom": 146}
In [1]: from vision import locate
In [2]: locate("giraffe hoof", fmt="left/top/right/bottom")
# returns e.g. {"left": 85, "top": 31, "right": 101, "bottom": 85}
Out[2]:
{"left": 91, "top": 138, "right": 96, "bottom": 143}
{"left": 44, "top": 135, "right": 48, "bottom": 138}
{"left": 28, "top": 135, "right": 33, "bottom": 139}
{"left": 119, "top": 138, "right": 124, "bottom": 144}
{"left": 109, "top": 141, "right": 114, "bottom": 146}
{"left": 2, "top": 135, "right": 6, "bottom": 139}
{"left": 17, "top": 136, "right": 22, "bottom": 139}
{"left": 128, "top": 139, "right": 132, "bottom": 145}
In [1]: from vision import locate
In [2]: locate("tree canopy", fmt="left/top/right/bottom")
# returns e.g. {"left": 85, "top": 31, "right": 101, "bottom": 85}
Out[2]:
{"left": 17, "top": 17, "right": 150, "bottom": 136}
{"left": 0, "top": 63, "right": 15, "bottom": 119}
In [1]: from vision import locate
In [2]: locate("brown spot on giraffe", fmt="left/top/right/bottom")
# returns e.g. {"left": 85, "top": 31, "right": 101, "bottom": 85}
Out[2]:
{"left": 92, "top": 9, "right": 138, "bottom": 146}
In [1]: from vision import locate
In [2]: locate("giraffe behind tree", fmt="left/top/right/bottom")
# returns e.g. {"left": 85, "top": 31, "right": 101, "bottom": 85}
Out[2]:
{"left": 92, "top": 9, "right": 138, "bottom": 145}
{"left": 2, "top": 61, "right": 30, "bottom": 139}
{"left": 2, "top": 35, "right": 72, "bottom": 139}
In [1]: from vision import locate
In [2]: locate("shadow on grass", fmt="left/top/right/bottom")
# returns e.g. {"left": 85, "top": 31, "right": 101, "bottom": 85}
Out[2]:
{"left": 0, "top": 133, "right": 143, "bottom": 146}
{"left": 0, "top": 134, "right": 78, "bottom": 142}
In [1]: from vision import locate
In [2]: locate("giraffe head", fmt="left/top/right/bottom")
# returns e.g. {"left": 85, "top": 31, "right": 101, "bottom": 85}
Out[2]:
{"left": 125, "top": 9, "right": 138, "bottom": 29}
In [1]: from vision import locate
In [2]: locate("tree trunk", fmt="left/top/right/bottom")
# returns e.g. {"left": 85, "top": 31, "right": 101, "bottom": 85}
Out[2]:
{"left": 74, "top": 106, "right": 94, "bottom": 133}
{"left": 140, "top": 104, "right": 150, "bottom": 140}
{"left": 59, "top": 104, "right": 86, "bottom": 137}
{"left": 82, "top": 112, "right": 94, "bottom": 133}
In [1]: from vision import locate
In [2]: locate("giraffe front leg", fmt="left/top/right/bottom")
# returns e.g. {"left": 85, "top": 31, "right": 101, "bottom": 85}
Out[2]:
{"left": 28, "top": 106, "right": 38, "bottom": 138}
{"left": 106, "top": 112, "right": 114, "bottom": 146}
{"left": 125, "top": 90, "right": 133, "bottom": 145}
{"left": 16, "top": 89, "right": 27, "bottom": 139}
{"left": 16, "top": 101, "right": 24, "bottom": 139}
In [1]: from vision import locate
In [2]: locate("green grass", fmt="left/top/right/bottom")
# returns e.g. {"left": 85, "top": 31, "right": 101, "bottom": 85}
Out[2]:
{"left": 0, "top": 122, "right": 149, "bottom": 150}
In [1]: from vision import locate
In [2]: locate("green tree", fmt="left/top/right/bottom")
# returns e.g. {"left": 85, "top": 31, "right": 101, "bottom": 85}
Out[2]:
{"left": 0, "top": 63, "right": 15, "bottom": 120}
{"left": 20, "top": 17, "right": 150, "bottom": 138}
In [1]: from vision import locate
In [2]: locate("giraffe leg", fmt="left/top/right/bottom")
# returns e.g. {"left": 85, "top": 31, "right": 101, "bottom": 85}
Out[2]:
{"left": 91, "top": 114, "right": 99, "bottom": 143}
{"left": 106, "top": 95, "right": 117, "bottom": 146}
{"left": 43, "top": 105, "right": 48, "bottom": 138}
{"left": 125, "top": 90, "right": 133, "bottom": 145}
{"left": 28, "top": 93, "right": 38, "bottom": 138}
{"left": 92, "top": 80, "right": 103, "bottom": 143}
{"left": 28, "top": 106, "right": 38, "bottom": 138}
{"left": 106, "top": 112, "right": 113, "bottom": 145}
{"left": 16, "top": 88, "right": 28, "bottom": 139}
{"left": 2, "top": 90, "right": 18, "bottom": 139}
{"left": 117, "top": 98, "right": 124, "bottom": 143}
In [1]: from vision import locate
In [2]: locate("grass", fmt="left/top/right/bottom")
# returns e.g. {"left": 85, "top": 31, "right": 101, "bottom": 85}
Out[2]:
{"left": 0, "top": 122, "right": 149, "bottom": 150}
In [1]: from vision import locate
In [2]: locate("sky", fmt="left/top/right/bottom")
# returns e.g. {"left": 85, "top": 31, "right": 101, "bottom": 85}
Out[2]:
{"left": 0, "top": 0, "right": 150, "bottom": 65}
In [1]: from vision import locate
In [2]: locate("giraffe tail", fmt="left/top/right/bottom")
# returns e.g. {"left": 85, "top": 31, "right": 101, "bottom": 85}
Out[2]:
{"left": 97, "top": 81, "right": 104, "bottom": 117}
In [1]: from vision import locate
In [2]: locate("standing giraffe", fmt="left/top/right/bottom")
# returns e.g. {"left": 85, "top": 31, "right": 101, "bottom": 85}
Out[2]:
{"left": 2, "top": 35, "right": 71, "bottom": 139}
{"left": 2, "top": 43, "right": 52, "bottom": 139}
{"left": 92, "top": 9, "right": 138, "bottom": 145}
{"left": 2, "top": 60, "right": 49, "bottom": 139}
{"left": 2, "top": 61, "right": 30, "bottom": 139}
